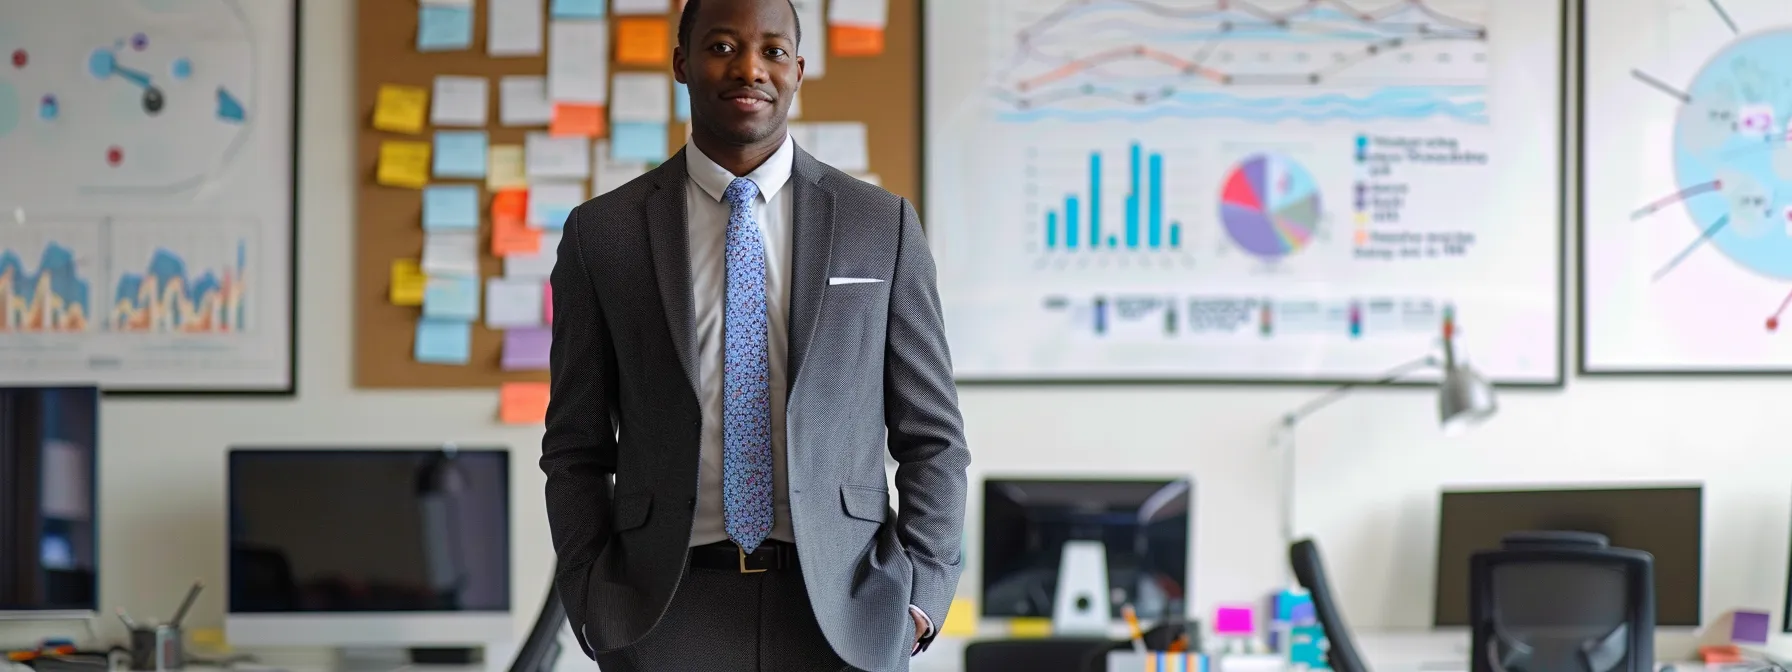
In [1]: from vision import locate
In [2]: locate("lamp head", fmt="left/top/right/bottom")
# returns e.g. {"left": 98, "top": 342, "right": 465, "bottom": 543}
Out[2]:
{"left": 1438, "top": 362, "right": 1496, "bottom": 436}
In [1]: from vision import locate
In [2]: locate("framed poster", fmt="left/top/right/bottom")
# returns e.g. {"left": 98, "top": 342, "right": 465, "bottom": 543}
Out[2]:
{"left": 924, "top": 0, "right": 1568, "bottom": 385}
{"left": 0, "top": 0, "right": 298, "bottom": 394}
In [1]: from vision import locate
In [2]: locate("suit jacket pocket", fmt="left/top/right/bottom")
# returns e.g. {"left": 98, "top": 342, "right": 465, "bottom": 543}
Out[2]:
{"left": 840, "top": 485, "right": 888, "bottom": 523}
{"left": 613, "top": 492, "right": 652, "bottom": 531}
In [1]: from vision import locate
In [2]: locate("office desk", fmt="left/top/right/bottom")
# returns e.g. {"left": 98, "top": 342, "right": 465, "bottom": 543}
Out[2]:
{"left": 912, "top": 630, "right": 1471, "bottom": 672}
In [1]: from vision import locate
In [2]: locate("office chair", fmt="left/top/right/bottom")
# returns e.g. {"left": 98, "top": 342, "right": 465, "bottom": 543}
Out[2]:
{"left": 1290, "top": 539, "right": 1370, "bottom": 672}
{"left": 1468, "top": 531, "right": 1654, "bottom": 672}
{"left": 508, "top": 584, "right": 567, "bottom": 672}
{"left": 963, "top": 637, "right": 1113, "bottom": 672}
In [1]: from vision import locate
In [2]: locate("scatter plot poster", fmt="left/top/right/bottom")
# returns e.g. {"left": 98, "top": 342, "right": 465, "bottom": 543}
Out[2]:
{"left": 0, "top": 0, "right": 294, "bottom": 392}
{"left": 925, "top": 0, "right": 1566, "bottom": 384}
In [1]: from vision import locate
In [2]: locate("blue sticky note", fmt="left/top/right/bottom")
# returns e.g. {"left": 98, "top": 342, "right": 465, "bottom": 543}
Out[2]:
{"left": 611, "top": 122, "right": 669, "bottom": 163}
{"left": 422, "top": 185, "right": 480, "bottom": 230}
{"left": 418, "top": 6, "right": 473, "bottom": 51}
{"left": 529, "top": 201, "right": 575, "bottom": 230}
{"left": 423, "top": 276, "right": 481, "bottom": 321}
{"left": 673, "top": 83, "right": 691, "bottom": 122}
{"left": 433, "top": 131, "right": 488, "bottom": 178}
{"left": 415, "top": 319, "right": 473, "bottom": 365}
{"left": 550, "top": 0, "right": 607, "bottom": 18}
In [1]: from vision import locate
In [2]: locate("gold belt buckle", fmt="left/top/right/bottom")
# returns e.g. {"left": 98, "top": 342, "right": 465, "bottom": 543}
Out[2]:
{"left": 738, "top": 544, "right": 767, "bottom": 573}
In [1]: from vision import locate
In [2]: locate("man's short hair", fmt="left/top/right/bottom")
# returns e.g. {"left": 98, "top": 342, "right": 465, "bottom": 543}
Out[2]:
{"left": 677, "top": 0, "right": 803, "bottom": 50}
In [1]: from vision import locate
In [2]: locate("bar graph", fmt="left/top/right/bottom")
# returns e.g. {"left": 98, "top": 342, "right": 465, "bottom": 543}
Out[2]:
{"left": 1042, "top": 142, "right": 1183, "bottom": 253}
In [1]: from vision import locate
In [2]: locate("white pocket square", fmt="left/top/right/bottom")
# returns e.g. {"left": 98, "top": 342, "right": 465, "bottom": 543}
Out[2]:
{"left": 829, "top": 277, "right": 884, "bottom": 285}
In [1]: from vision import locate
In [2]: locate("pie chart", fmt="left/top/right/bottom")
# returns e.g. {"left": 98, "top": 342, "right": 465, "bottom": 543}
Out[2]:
{"left": 1219, "top": 154, "right": 1322, "bottom": 260}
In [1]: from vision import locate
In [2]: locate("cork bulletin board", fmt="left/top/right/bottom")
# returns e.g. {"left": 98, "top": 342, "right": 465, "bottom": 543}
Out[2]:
{"left": 353, "top": 0, "right": 921, "bottom": 389}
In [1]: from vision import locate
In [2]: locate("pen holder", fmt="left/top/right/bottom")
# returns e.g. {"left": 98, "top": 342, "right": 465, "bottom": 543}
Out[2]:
{"left": 129, "top": 624, "right": 183, "bottom": 671}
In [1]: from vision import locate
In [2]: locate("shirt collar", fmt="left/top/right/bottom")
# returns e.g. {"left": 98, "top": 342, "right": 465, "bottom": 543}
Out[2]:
{"left": 686, "top": 133, "right": 796, "bottom": 204}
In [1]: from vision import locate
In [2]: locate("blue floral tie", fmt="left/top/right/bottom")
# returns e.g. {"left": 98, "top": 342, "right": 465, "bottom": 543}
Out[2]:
{"left": 721, "top": 177, "right": 773, "bottom": 553}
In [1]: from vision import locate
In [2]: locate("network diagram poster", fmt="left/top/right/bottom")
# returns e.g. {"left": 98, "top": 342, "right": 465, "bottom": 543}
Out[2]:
{"left": 925, "top": 0, "right": 1566, "bottom": 384}
{"left": 0, "top": 0, "right": 296, "bottom": 393}
{"left": 1582, "top": 0, "right": 1792, "bottom": 374}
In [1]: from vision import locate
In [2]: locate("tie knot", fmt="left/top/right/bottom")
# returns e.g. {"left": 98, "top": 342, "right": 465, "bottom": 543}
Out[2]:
{"left": 724, "top": 178, "right": 759, "bottom": 210}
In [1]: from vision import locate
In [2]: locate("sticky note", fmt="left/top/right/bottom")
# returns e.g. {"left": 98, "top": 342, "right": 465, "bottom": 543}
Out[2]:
{"left": 493, "top": 217, "right": 542, "bottom": 256}
{"left": 830, "top": 25, "right": 885, "bottom": 56}
{"left": 373, "top": 84, "right": 429, "bottom": 134}
{"left": 615, "top": 17, "right": 671, "bottom": 65}
{"left": 941, "top": 598, "right": 978, "bottom": 637}
{"left": 673, "top": 83, "right": 691, "bottom": 121}
{"left": 389, "top": 259, "right": 428, "bottom": 306}
{"left": 544, "top": 282, "right": 554, "bottom": 323}
{"left": 377, "top": 141, "right": 432, "bottom": 189}
{"left": 423, "top": 275, "right": 482, "bottom": 321}
{"left": 1008, "top": 618, "right": 1053, "bottom": 638}
{"left": 610, "top": 72, "right": 671, "bottom": 123}
{"left": 431, "top": 75, "right": 489, "bottom": 127}
{"left": 530, "top": 182, "right": 586, "bottom": 229}
{"left": 500, "top": 76, "right": 554, "bottom": 126}
{"left": 423, "top": 185, "right": 481, "bottom": 230}
{"left": 418, "top": 5, "right": 474, "bottom": 51}
{"left": 505, "top": 232, "right": 560, "bottom": 278}
{"left": 489, "top": 0, "right": 545, "bottom": 56}
{"left": 550, "top": 0, "right": 607, "bottom": 18}
{"left": 415, "top": 319, "right": 473, "bottom": 365}
{"left": 612, "top": 0, "right": 667, "bottom": 14}
{"left": 433, "top": 130, "right": 489, "bottom": 178}
{"left": 488, "top": 277, "right": 548, "bottom": 328}
{"left": 499, "top": 382, "right": 551, "bottom": 424}
{"left": 551, "top": 102, "right": 607, "bottom": 138}
{"left": 610, "top": 122, "right": 668, "bottom": 163}
{"left": 502, "top": 328, "right": 554, "bottom": 371}
{"left": 488, "top": 145, "right": 528, "bottom": 190}
{"left": 549, "top": 20, "right": 610, "bottom": 103}
{"left": 493, "top": 188, "right": 530, "bottom": 226}
{"left": 525, "top": 132, "right": 592, "bottom": 179}
{"left": 422, "top": 232, "right": 481, "bottom": 276}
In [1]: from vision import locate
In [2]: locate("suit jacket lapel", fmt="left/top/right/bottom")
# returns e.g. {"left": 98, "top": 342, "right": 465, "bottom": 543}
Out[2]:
{"left": 786, "top": 146, "right": 835, "bottom": 395}
{"left": 644, "top": 150, "right": 700, "bottom": 395}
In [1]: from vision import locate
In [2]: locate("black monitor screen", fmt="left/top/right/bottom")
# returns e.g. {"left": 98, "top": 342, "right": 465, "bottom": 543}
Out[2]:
{"left": 981, "top": 478, "right": 1191, "bottom": 619}
{"left": 228, "top": 448, "right": 511, "bottom": 614}
{"left": 0, "top": 386, "right": 100, "bottom": 613}
{"left": 1433, "top": 485, "right": 1702, "bottom": 626}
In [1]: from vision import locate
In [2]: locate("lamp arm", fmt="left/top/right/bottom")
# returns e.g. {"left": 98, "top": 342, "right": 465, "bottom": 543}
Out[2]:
{"left": 1279, "top": 355, "right": 1441, "bottom": 429}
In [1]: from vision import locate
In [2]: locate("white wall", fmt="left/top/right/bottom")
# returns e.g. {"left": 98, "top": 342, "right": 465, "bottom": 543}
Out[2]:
{"left": 84, "top": 0, "right": 1792, "bottom": 657}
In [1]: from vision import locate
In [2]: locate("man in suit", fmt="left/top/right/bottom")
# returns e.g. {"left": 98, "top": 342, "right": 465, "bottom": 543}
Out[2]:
{"left": 540, "top": 0, "right": 970, "bottom": 669}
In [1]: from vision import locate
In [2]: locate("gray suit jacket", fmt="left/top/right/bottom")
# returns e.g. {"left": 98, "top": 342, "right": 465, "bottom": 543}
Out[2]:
{"left": 541, "top": 145, "right": 970, "bottom": 672}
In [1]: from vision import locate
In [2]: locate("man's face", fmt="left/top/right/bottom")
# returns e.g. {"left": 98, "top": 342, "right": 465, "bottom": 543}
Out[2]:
{"left": 673, "top": 0, "right": 804, "bottom": 146}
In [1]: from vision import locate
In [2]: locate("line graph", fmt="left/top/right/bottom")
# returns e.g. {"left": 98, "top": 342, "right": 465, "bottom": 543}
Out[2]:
{"left": 108, "top": 224, "right": 254, "bottom": 335}
{"left": 988, "top": 0, "right": 1490, "bottom": 123}
{"left": 0, "top": 224, "right": 100, "bottom": 334}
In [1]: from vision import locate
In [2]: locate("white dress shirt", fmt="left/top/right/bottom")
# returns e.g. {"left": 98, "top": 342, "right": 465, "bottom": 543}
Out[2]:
{"left": 687, "top": 135, "right": 798, "bottom": 548}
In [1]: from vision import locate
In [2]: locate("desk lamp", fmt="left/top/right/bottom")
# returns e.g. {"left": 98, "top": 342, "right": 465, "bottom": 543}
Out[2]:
{"left": 1273, "top": 310, "right": 1497, "bottom": 582}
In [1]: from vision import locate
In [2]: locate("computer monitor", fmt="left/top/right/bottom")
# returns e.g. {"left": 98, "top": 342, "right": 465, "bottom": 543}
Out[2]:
{"left": 0, "top": 386, "right": 100, "bottom": 617}
{"left": 981, "top": 477, "right": 1191, "bottom": 620}
{"left": 1433, "top": 484, "right": 1702, "bottom": 627}
{"left": 226, "top": 447, "right": 512, "bottom": 647}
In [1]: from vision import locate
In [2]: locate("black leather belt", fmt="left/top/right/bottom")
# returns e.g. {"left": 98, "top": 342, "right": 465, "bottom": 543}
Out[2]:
{"left": 690, "top": 540, "right": 797, "bottom": 573}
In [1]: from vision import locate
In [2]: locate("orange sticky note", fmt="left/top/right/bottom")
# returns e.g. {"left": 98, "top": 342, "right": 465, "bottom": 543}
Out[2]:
{"left": 493, "top": 218, "right": 542, "bottom": 256}
{"left": 499, "top": 382, "right": 551, "bottom": 425}
{"left": 551, "top": 102, "right": 607, "bottom": 138}
{"left": 616, "top": 17, "right": 671, "bottom": 65}
{"left": 493, "top": 188, "right": 529, "bottom": 226}
{"left": 830, "top": 25, "right": 885, "bottom": 56}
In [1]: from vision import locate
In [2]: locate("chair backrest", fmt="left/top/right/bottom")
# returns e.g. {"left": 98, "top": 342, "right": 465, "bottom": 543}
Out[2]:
{"left": 1289, "top": 539, "right": 1370, "bottom": 672}
{"left": 507, "top": 584, "right": 566, "bottom": 672}
{"left": 1469, "top": 532, "right": 1654, "bottom": 672}
{"left": 963, "top": 638, "right": 1114, "bottom": 672}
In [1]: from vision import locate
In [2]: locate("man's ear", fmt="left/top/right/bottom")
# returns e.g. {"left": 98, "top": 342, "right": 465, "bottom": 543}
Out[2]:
{"left": 672, "top": 47, "right": 688, "bottom": 85}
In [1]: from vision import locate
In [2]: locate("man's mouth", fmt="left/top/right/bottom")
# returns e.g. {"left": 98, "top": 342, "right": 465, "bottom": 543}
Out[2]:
{"left": 723, "top": 90, "right": 773, "bottom": 112}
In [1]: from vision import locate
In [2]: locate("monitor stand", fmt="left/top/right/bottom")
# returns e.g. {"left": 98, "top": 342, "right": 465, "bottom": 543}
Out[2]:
{"left": 1052, "top": 540, "right": 1111, "bottom": 636}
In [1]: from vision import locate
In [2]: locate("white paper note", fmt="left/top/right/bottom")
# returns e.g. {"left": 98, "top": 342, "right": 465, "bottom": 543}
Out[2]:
{"left": 422, "top": 232, "right": 481, "bottom": 276}
{"left": 431, "top": 76, "right": 488, "bottom": 127}
{"left": 525, "top": 132, "right": 591, "bottom": 179}
{"left": 500, "top": 76, "right": 554, "bottom": 126}
{"left": 850, "top": 173, "right": 881, "bottom": 186}
{"left": 609, "top": 72, "right": 672, "bottom": 123}
{"left": 548, "top": 20, "right": 610, "bottom": 104}
{"left": 487, "top": 277, "right": 548, "bottom": 328}
{"left": 529, "top": 182, "right": 588, "bottom": 227}
{"left": 827, "top": 0, "right": 888, "bottom": 27}
{"left": 794, "top": 122, "right": 870, "bottom": 173}
{"left": 488, "top": 0, "right": 544, "bottom": 56}
{"left": 420, "top": 0, "right": 472, "bottom": 5}
{"left": 611, "top": 0, "right": 669, "bottom": 14}
{"left": 792, "top": 0, "right": 826, "bottom": 79}
{"left": 504, "top": 232, "right": 562, "bottom": 278}
{"left": 592, "top": 141, "right": 652, "bottom": 196}
{"left": 789, "top": 90, "right": 802, "bottom": 119}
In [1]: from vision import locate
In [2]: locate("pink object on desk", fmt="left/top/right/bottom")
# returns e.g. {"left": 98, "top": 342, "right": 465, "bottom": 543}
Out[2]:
{"left": 1214, "top": 605, "right": 1254, "bottom": 635}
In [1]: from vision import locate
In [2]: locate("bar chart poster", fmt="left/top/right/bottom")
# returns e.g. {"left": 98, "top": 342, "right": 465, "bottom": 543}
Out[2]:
{"left": 925, "top": 0, "right": 1566, "bottom": 383}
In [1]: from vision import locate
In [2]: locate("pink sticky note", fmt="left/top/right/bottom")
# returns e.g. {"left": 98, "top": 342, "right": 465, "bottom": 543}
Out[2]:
{"left": 1214, "top": 605, "right": 1254, "bottom": 635}
{"left": 543, "top": 282, "right": 553, "bottom": 324}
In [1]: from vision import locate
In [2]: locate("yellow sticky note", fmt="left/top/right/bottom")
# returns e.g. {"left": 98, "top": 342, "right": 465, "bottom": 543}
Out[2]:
{"left": 615, "top": 17, "right": 672, "bottom": 65}
{"left": 389, "top": 259, "right": 428, "bottom": 305}
{"left": 373, "top": 84, "right": 429, "bottom": 134}
{"left": 500, "top": 382, "right": 551, "bottom": 425}
{"left": 941, "top": 598, "right": 978, "bottom": 637}
{"left": 377, "top": 140, "right": 432, "bottom": 189}
{"left": 1008, "top": 618, "right": 1053, "bottom": 638}
{"left": 488, "top": 144, "right": 528, "bottom": 190}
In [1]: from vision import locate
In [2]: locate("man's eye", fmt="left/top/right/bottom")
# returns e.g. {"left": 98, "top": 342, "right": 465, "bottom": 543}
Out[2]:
{"left": 710, "top": 43, "right": 734, "bottom": 54}
{"left": 766, "top": 48, "right": 787, "bottom": 58}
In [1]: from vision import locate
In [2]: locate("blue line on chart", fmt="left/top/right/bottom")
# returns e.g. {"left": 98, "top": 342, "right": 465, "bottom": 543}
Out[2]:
{"left": 89, "top": 49, "right": 151, "bottom": 89}
{"left": 1653, "top": 214, "right": 1729, "bottom": 281}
